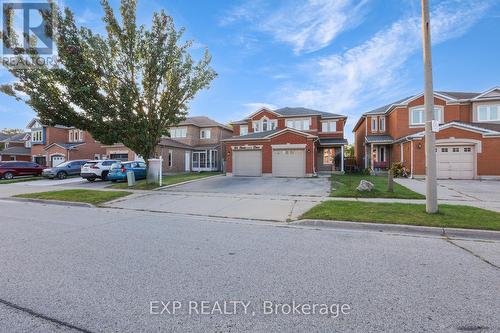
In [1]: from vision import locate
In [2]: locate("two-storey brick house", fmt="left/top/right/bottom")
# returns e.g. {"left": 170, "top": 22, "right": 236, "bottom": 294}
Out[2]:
{"left": 0, "top": 132, "right": 32, "bottom": 161}
{"left": 162, "top": 116, "right": 233, "bottom": 173}
{"left": 222, "top": 107, "right": 348, "bottom": 177}
{"left": 353, "top": 87, "right": 500, "bottom": 179}
{"left": 27, "top": 119, "right": 106, "bottom": 167}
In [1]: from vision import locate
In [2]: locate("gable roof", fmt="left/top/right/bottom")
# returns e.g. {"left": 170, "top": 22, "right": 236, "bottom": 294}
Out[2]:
{"left": 222, "top": 127, "right": 317, "bottom": 141}
{"left": 436, "top": 91, "right": 480, "bottom": 100}
{"left": 233, "top": 107, "right": 346, "bottom": 124}
{"left": 0, "top": 132, "right": 30, "bottom": 142}
{"left": 0, "top": 146, "right": 31, "bottom": 156}
{"left": 158, "top": 137, "right": 194, "bottom": 150}
{"left": 43, "top": 142, "right": 84, "bottom": 151}
{"left": 178, "top": 116, "right": 232, "bottom": 131}
{"left": 401, "top": 121, "right": 500, "bottom": 140}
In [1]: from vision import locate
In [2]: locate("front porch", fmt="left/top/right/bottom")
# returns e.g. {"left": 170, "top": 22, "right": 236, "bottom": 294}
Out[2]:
{"left": 365, "top": 135, "right": 394, "bottom": 175}
{"left": 316, "top": 138, "right": 348, "bottom": 174}
{"left": 191, "top": 148, "right": 219, "bottom": 172}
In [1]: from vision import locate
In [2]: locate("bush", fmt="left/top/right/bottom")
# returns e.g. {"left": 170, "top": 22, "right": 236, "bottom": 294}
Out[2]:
{"left": 391, "top": 162, "right": 404, "bottom": 178}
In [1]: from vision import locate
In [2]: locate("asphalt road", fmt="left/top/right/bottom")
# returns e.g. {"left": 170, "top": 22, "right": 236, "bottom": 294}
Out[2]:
{"left": 0, "top": 200, "right": 499, "bottom": 332}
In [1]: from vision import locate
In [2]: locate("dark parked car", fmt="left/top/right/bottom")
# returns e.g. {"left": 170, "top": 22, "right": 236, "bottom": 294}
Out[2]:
{"left": 42, "top": 160, "right": 89, "bottom": 179}
{"left": 0, "top": 161, "right": 44, "bottom": 180}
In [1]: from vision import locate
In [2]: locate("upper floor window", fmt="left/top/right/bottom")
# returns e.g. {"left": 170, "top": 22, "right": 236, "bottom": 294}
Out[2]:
{"left": 371, "top": 117, "right": 378, "bottom": 132}
{"left": 240, "top": 125, "right": 248, "bottom": 136}
{"left": 379, "top": 117, "right": 386, "bottom": 132}
{"left": 410, "top": 106, "right": 443, "bottom": 126}
{"left": 253, "top": 117, "right": 277, "bottom": 133}
{"left": 31, "top": 130, "right": 43, "bottom": 143}
{"left": 68, "top": 129, "right": 84, "bottom": 143}
{"left": 477, "top": 105, "right": 499, "bottom": 122}
{"left": 200, "top": 129, "right": 211, "bottom": 139}
{"left": 321, "top": 120, "right": 337, "bottom": 133}
{"left": 25, "top": 140, "right": 31, "bottom": 148}
{"left": 170, "top": 127, "right": 187, "bottom": 138}
{"left": 286, "top": 118, "right": 310, "bottom": 131}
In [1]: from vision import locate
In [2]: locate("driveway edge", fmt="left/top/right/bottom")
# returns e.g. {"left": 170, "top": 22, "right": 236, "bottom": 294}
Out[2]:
{"left": 292, "top": 219, "right": 500, "bottom": 241}
{"left": 4, "top": 197, "right": 94, "bottom": 208}
{"left": 153, "top": 174, "right": 224, "bottom": 191}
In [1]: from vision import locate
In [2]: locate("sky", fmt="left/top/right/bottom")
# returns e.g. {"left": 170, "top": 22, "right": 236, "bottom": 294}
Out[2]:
{"left": 1, "top": 0, "right": 499, "bottom": 142}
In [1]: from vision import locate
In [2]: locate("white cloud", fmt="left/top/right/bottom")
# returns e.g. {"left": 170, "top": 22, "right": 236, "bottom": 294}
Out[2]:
{"left": 242, "top": 102, "right": 277, "bottom": 112}
{"left": 221, "top": 0, "right": 369, "bottom": 54}
{"left": 279, "top": 0, "right": 492, "bottom": 119}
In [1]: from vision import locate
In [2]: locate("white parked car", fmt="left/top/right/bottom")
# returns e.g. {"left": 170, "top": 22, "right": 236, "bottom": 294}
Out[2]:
{"left": 80, "top": 160, "right": 118, "bottom": 182}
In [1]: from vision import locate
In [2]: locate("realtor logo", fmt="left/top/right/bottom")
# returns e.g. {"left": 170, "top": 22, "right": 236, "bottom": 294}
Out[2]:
{"left": 1, "top": 0, "right": 57, "bottom": 68}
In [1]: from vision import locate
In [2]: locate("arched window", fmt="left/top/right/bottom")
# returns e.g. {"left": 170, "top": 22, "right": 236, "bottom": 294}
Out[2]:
{"left": 262, "top": 117, "right": 268, "bottom": 131}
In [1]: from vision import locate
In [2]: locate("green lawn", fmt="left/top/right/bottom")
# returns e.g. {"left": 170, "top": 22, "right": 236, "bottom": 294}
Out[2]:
{"left": 0, "top": 176, "right": 43, "bottom": 184}
{"left": 331, "top": 174, "right": 424, "bottom": 199}
{"left": 300, "top": 201, "right": 500, "bottom": 231}
{"left": 15, "top": 189, "right": 131, "bottom": 205}
{"left": 107, "top": 172, "right": 221, "bottom": 190}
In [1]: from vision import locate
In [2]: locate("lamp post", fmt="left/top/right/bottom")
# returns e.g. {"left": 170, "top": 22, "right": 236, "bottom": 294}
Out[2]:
{"left": 421, "top": 0, "right": 438, "bottom": 213}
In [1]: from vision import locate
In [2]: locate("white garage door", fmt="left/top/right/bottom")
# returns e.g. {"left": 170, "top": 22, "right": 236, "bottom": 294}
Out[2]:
{"left": 272, "top": 149, "right": 306, "bottom": 177}
{"left": 233, "top": 150, "right": 262, "bottom": 176}
{"left": 51, "top": 155, "right": 65, "bottom": 167}
{"left": 437, "top": 146, "right": 474, "bottom": 179}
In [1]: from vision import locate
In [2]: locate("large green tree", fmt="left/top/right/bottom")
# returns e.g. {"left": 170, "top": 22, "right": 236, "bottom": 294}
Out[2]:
{"left": 1, "top": 0, "right": 216, "bottom": 161}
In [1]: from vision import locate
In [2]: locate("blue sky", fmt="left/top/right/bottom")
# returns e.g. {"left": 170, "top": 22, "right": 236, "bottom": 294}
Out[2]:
{"left": 1, "top": 0, "right": 499, "bottom": 142}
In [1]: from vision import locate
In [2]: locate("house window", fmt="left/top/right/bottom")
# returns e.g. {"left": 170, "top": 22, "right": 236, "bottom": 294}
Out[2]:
{"left": 286, "top": 118, "right": 310, "bottom": 131}
{"left": 69, "top": 130, "right": 74, "bottom": 142}
{"left": 240, "top": 125, "right": 248, "bottom": 136}
{"left": 168, "top": 150, "right": 173, "bottom": 167}
{"left": 410, "top": 106, "right": 443, "bottom": 126}
{"left": 477, "top": 105, "right": 499, "bottom": 122}
{"left": 371, "top": 117, "right": 378, "bottom": 132}
{"left": 321, "top": 120, "right": 337, "bottom": 133}
{"left": 170, "top": 127, "right": 187, "bottom": 138}
{"left": 464, "top": 147, "right": 472, "bottom": 152}
{"left": 252, "top": 121, "right": 260, "bottom": 132}
{"left": 31, "top": 130, "right": 43, "bottom": 143}
{"left": 323, "top": 148, "right": 334, "bottom": 165}
{"left": 379, "top": 117, "right": 386, "bottom": 132}
{"left": 200, "top": 129, "right": 211, "bottom": 139}
{"left": 78, "top": 130, "right": 84, "bottom": 142}
{"left": 253, "top": 118, "right": 276, "bottom": 133}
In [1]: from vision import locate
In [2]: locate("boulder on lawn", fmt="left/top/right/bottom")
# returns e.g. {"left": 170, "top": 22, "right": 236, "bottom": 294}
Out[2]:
{"left": 356, "top": 180, "right": 374, "bottom": 192}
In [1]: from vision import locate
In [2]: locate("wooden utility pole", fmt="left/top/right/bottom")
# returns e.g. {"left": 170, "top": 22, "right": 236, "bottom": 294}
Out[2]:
{"left": 421, "top": 0, "right": 438, "bottom": 213}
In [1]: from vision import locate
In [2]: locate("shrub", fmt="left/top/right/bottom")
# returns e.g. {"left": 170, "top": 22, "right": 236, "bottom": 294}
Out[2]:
{"left": 391, "top": 162, "right": 404, "bottom": 178}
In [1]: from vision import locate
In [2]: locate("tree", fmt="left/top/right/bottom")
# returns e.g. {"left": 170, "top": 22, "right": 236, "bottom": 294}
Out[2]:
{"left": 344, "top": 144, "right": 354, "bottom": 158}
{"left": 0, "top": 0, "right": 216, "bottom": 163}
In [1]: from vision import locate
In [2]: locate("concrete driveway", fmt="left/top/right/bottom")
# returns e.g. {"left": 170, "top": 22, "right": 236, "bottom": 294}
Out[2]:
{"left": 106, "top": 176, "right": 331, "bottom": 221}
{"left": 162, "top": 176, "right": 331, "bottom": 197}
{"left": 395, "top": 178, "right": 500, "bottom": 212}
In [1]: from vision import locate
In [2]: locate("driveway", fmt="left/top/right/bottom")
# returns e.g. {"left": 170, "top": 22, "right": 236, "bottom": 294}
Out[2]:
{"left": 162, "top": 176, "right": 331, "bottom": 197}
{"left": 395, "top": 178, "right": 500, "bottom": 212}
{"left": 106, "top": 176, "right": 331, "bottom": 221}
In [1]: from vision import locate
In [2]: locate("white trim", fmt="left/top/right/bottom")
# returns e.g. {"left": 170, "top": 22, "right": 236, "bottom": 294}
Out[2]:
{"left": 245, "top": 107, "right": 281, "bottom": 120}
{"left": 271, "top": 144, "right": 306, "bottom": 149}
{"left": 409, "top": 105, "right": 444, "bottom": 127}
{"left": 400, "top": 143, "right": 403, "bottom": 163}
{"left": 471, "top": 87, "right": 500, "bottom": 100}
{"left": 371, "top": 117, "right": 378, "bottom": 132}
{"left": 435, "top": 138, "right": 482, "bottom": 153}
{"left": 410, "top": 141, "right": 414, "bottom": 178}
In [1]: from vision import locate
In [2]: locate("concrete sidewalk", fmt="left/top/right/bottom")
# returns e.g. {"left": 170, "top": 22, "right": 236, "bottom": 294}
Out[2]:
{"left": 104, "top": 191, "right": 324, "bottom": 222}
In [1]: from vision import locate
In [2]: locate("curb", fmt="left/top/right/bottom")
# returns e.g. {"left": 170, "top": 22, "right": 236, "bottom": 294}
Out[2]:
{"left": 292, "top": 219, "right": 500, "bottom": 241}
{"left": 4, "top": 197, "right": 94, "bottom": 208}
{"left": 153, "top": 174, "right": 224, "bottom": 191}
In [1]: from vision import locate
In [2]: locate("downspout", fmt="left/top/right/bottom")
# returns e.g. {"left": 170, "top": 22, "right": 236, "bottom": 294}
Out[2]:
{"left": 410, "top": 140, "right": 414, "bottom": 178}
{"left": 312, "top": 138, "right": 318, "bottom": 176}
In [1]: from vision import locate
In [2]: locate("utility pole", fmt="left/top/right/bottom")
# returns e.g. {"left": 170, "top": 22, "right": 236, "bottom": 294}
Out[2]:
{"left": 421, "top": 0, "right": 438, "bottom": 213}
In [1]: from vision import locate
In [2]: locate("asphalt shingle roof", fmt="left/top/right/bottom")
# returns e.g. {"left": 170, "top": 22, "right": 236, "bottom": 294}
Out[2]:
{"left": 436, "top": 91, "right": 480, "bottom": 100}
{"left": 179, "top": 116, "right": 232, "bottom": 130}
{"left": 364, "top": 96, "right": 413, "bottom": 115}
{"left": 0, "top": 132, "right": 29, "bottom": 142}
{"left": 318, "top": 138, "right": 348, "bottom": 146}
{"left": 273, "top": 107, "right": 344, "bottom": 118}
{"left": 158, "top": 137, "right": 194, "bottom": 149}
{"left": 0, "top": 146, "right": 31, "bottom": 156}
{"left": 365, "top": 135, "right": 394, "bottom": 144}
{"left": 225, "top": 129, "right": 280, "bottom": 140}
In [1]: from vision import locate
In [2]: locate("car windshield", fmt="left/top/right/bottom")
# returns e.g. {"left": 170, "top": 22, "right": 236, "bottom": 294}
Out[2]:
{"left": 83, "top": 162, "right": 98, "bottom": 167}
{"left": 56, "top": 161, "right": 71, "bottom": 168}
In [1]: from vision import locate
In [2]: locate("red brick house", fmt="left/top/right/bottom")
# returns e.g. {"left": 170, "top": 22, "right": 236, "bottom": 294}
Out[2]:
{"left": 222, "top": 107, "right": 348, "bottom": 177}
{"left": 0, "top": 132, "right": 32, "bottom": 161}
{"left": 27, "top": 119, "right": 106, "bottom": 167}
{"left": 353, "top": 87, "right": 500, "bottom": 179}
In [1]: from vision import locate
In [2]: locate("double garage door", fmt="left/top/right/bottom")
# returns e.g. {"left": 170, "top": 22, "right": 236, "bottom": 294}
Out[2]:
{"left": 232, "top": 148, "right": 306, "bottom": 177}
{"left": 437, "top": 145, "right": 474, "bottom": 179}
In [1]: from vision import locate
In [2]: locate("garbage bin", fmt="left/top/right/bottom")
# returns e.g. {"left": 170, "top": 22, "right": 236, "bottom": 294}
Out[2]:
{"left": 127, "top": 171, "right": 136, "bottom": 187}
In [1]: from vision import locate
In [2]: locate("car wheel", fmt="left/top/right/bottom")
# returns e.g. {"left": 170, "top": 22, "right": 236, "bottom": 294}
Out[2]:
{"left": 101, "top": 171, "right": 109, "bottom": 181}
{"left": 4, "top": 172, "right": 14, "bottom": 180}
{"left": 57, "top": 171, "right": 67, "bottom": 180}
{"left": 87, "top": 178, "right": 96, "bottom": 182}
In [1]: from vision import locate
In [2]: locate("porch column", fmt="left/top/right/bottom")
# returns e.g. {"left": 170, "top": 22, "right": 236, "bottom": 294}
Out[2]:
{"left": 340, "top": 145, "right": 344, "bottom": 173}
{"left": 370, "top": 143, "right": 374, "bottom": 170}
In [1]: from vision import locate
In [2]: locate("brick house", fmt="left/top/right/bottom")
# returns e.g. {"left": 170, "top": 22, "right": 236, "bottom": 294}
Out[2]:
{"left": 0, "top": 132, "right": 32, "bottom": 161}
{"left": 353, "top": 87, "right": 500, "bottom": 179}
{"left": 222, "top": 107, "right": 348, "bottom": 177}
{"left": 27, "top": 119, "right": 106, "bottom": 167}
{"left": 102, "top": 116, "right": 233, "bottom": 173}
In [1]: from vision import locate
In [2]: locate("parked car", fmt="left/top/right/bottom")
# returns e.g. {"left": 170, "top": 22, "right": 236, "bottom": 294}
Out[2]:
{"left": 80, "top": 160, "right": 118, "bottom": 182}
{"left": 108, "top": 161, "right": 147, "bottom": 182}
{"left": 0, "top": 161, "right": 44, "bottom": 180}
{"left": 42, "top": 160, "right": 89, "bottom": 179}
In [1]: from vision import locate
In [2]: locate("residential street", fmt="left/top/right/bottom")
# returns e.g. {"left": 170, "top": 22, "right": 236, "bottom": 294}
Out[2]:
{"left": 0, "top": 200, "right": 499, "bottom": 332}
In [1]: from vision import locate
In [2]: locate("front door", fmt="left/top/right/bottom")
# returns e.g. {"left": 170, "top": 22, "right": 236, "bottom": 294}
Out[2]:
{"left": 185, "top": 151, "right": 190, "bottom": 172}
